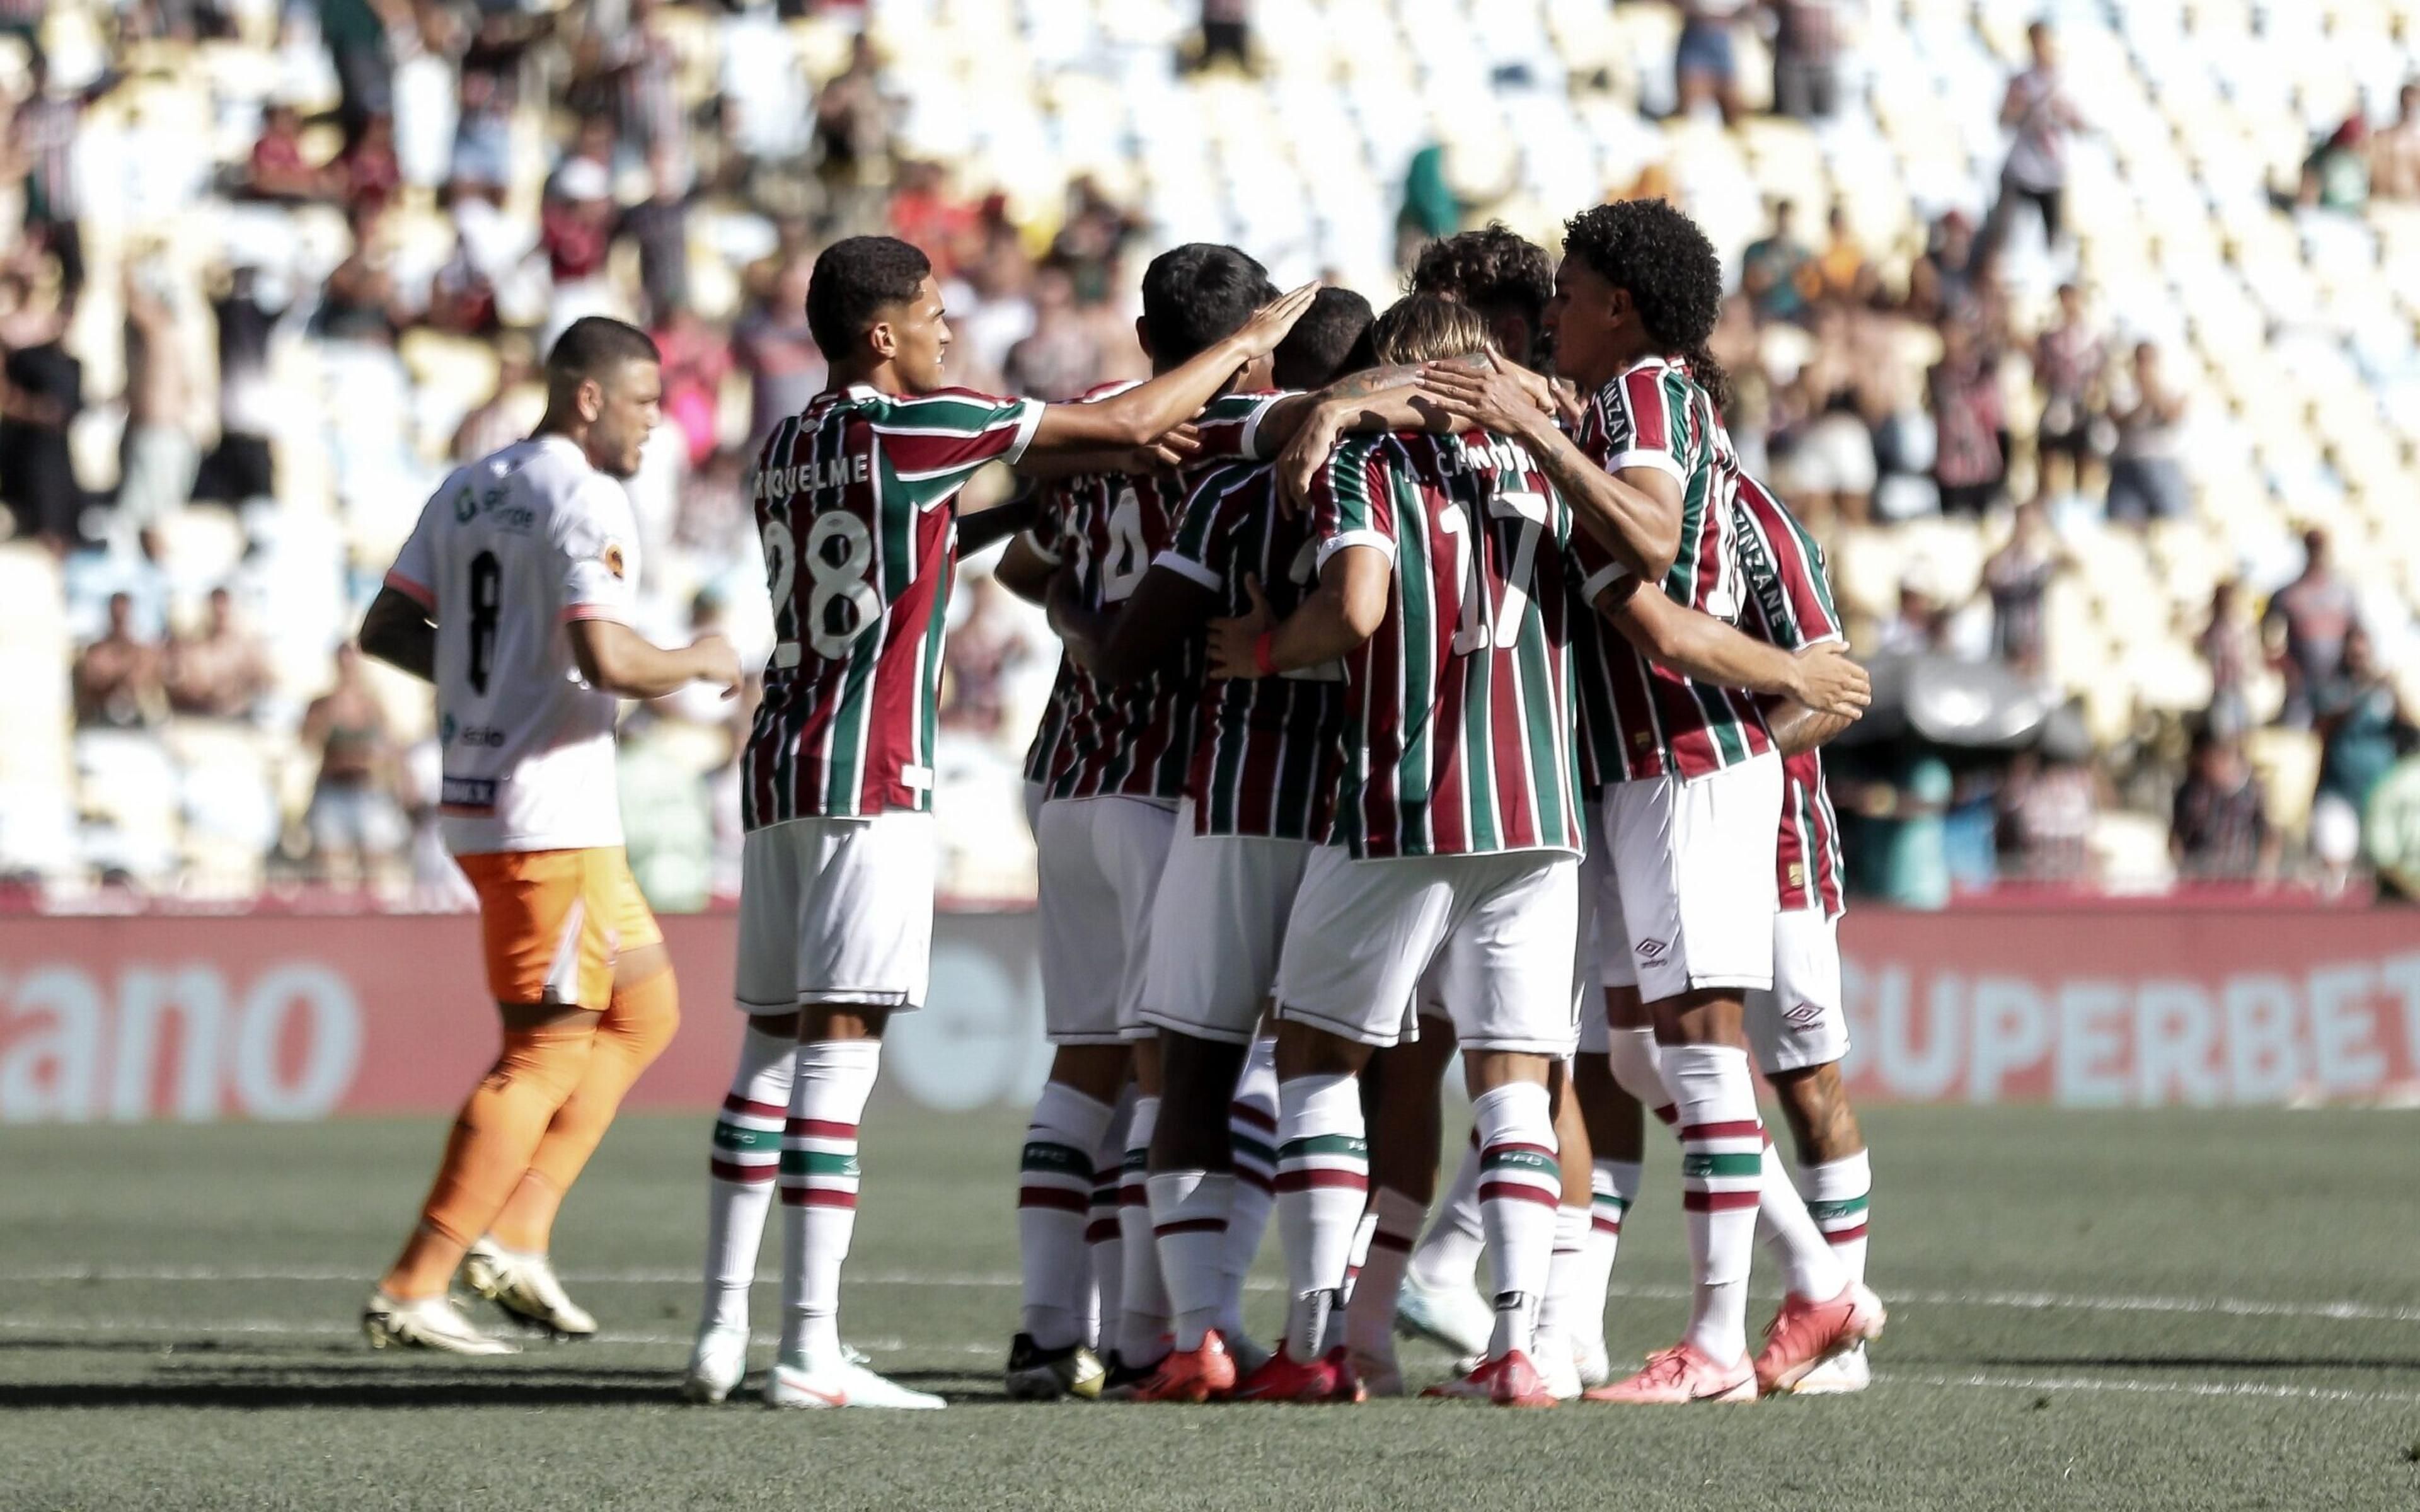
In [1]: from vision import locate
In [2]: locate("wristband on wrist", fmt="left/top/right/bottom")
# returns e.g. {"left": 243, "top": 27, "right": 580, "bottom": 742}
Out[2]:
{"left": 1252, "top": 629, "right": 1278, "bottom": 677}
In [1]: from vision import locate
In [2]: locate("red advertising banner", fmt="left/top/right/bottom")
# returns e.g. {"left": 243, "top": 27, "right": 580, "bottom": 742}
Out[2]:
{"left": 1, "top": 907, "right": 2416, "bottom": 1121}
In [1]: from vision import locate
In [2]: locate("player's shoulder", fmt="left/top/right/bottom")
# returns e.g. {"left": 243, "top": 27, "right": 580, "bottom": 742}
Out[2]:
{"left": 868, "top": 384, "right": 1027, "bottom": 423}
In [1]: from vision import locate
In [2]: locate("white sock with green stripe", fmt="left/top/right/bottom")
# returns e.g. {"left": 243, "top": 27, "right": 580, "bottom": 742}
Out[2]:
{"left": 1116, "top": 1096, "right": 1170, "bottom": 1366}
{"left": 1407, "top": 1132, "right": 1485, "bottom": 1293}
{"left": 1345, "top": 1186, "right": 1422, "bottom": 1357}
{"left": 1799, "top": 1149, "right": 1871, "bottom": 1284}
{"left": 1017, "top": 1081, "right": 1114, "bottom": 1351}
{"left": 1274, "top": 1072, "right": 1368, "bottom": 1360}
{"left": 1216, "top": 1038, "right": 1278, "bottom": 1341}
{"left": 1147, "top": 1169, "right": 1231, "bottom": 1352}
{"left": 1582, "top": 1157, "right": 1639, "bottom": 1298}
{"left": 700, "top": 1017, "right": 795, "bottom": 1334}
{"left": 1472, "top": 1080, "right": 1559, "bottom": 1361}
{"left": 776, "top": 1039, "right": 880, "bottom": 1361}
{"left": 1755, "top": 1138, "right": 1847, "bottom": 1302}
{"left": 1661, "top": 1043, "right": 1761, "bottom": 1365}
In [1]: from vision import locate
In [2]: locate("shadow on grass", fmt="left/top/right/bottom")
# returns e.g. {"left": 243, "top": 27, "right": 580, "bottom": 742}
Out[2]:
{"left": 0, "top": 1361, "right": 1001, "bottom": 1410}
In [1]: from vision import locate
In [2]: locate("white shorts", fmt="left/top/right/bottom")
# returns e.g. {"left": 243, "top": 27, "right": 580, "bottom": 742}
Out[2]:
{"left": 1576, "top": 798, "right": 1614, "bottom": 1056}
{"left": 1138, "top": 804, "right": 1312, "bottom": 1045}
{"left": 1599, "top": 750, "right": 1782, "bottom": 1004}
{"left": 1274, "top": 845, "right": 1579, "bottom": 1055}
{"left": 735, "top": 813, "right": 935, "bottom": 1012}
{"left": 1744, "top": 907, "right": 1849, "bottom": 1074}
{"left": 1037, "top": 794, "right": 1179, "bottom": 1045}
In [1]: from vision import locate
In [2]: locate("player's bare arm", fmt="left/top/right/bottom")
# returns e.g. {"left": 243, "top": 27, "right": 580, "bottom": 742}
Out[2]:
{"left": 958, "top": 491, "right": 1039, "bottom": 556}
{"left": 358, "top": 585, "right": 437, "bottom": 683}
{"left": 1014, "top": 423, "right": 1202, "bottom": 481}
{"left": 1264, "top": 352, "right": 1537, "bottom": 511}
{"left": 1418, "top": 352, "right": 1681, "bottom": 580}
{"left": 1055, "top": 563, "right": 1218, "bottom": 683}
{"left": 1026, "top": 285, "right": 1318, "bottom": 454}
{"left": 1599, "top": 576, "right": 1870, "bottom": 718}
{"left": 1205, "top": 550, "right": 1387, "bottom": 680}
{"left": 991, "top": 534, "right": 1054, "bottom": 604}
{"left": 1766, "top": 702, "right": 1858, "bottom": 756}
{"left": 567, "top": 619, "right": 741, "bottom": 701}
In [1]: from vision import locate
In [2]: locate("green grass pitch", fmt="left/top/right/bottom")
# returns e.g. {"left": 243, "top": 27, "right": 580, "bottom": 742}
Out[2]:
{"left": 4, "top": 1105, "right": 2417, "bottom": 1510}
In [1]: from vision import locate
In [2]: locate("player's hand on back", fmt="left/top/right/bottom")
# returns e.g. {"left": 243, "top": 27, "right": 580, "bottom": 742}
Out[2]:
{"left": 1229, "top": 283, "right": 1321, "bottom": 362}
{"left": 1415, "top": 350, "right": 1555, "bottom": 441}
{"left": 688, "top": 632, "right": 743, "bottom": 698}
{"left": 1787, "top": 642, "right": 1870, "bottom": 719}
{"left": 1276, "top": 404, "right": 1345, "bottom": 517}
{"left": 1128, "top": 422, "right": 1201, "bottom": 476}
{"left": 1204, "top": 573, "right": 1276, "bottom": 680}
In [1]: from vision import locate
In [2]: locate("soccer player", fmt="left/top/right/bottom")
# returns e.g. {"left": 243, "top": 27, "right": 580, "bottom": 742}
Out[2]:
{"left": 1210, "top": 294, "right": 1646, "bottom": 1409}
{"left": 683, "top": 236, "right": 1313, "bottom": 1411}
{"left": 1417, "top": 198, "right": 1882, "bottom": 1402}
{"left": 1037, "top": 286, "right": 1378, "bottom": 1402}
{"left": 357, "top": 316, "right": 740, "bottom": 1354}
{"left": 989, "top": 244, "right": 1311, "bottom": 1400}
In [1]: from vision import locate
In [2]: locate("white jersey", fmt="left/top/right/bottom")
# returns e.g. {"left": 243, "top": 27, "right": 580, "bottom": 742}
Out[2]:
{"left": 384, "top": 435, "right": 640, "bottom": 856}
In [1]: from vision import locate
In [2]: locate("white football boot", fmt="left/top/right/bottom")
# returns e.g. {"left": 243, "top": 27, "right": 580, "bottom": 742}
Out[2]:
{"left": 1790, "top": 1341, "right": 1872, "bottom": 1395}
{"left": 683, "top": 1320, "right": 754, "bottom": 1404}
{"left": 1573, "top": 1333, "right": 1612, "bottom": 1390}
{"left": 463, "top": 1239, "right": 597, "bottom": 1338}
{"left": 1394, "top": 1270, "right": 1494, "bottom": 1359}
{"left": 362, "top": 1291, "right": 521, "bottom": 1356}
{"left": 1533, "top": 1328, "right": 1584, "bottom": 1401}
{"left": 765, "top": 1346, "right": 945, "bottom": 1410}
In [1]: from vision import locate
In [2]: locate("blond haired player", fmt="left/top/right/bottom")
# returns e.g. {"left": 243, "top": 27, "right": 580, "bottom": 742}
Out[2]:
{"left": 357, "top": 316, "right": 740, "bottom": 1354}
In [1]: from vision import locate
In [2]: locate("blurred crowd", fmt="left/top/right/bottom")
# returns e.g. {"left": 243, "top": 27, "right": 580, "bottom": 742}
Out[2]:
{"left": 7, "top": 0, "right": 2420, "bottom": 909}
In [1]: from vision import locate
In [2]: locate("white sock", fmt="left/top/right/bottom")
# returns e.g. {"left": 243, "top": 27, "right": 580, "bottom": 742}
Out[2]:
{"left": 1147, "top": 1169, "right": 1232, "bottom": 1351}
{"left": 1017, "top": 1080, "right": 1115, "bottom": 1350}
{"left": 1346, "top": 1187, "right": 1422, "bottom": 1356}
{"left": 1659, "top": 1042, "right": 1761, "bottom": 1365}
{"left": 700, "top": 1017, "right": 795, "bottom": 1334}
{"left": 1216, "top": 1039, "right": 1278, "bottom": 1339}
{"left": 1756, "top": 1138, "right": 1847, "bottom": 1301}
{"left": 1607, "top": 1026, "right": 1678, "bottom": 1127}
{"left": 776, "top": 1039, "right": 880, "bottom": 1361}
{"left": 1577, "top": 1158, "right": 1640, "bottom": 1348}
{"left": 1471, "top": 1080, "right": 1559, "bottom": 1361}
{"left": 1799, "top": 1149, "right": 1872, "bottom": 1285}
{"left": 1322, "top": 1206, "right": 1378, "bottom": 1354}
{"left": 1274, "top": 1072, "right": 1367, "bottom": 1359}
{"left": 1086, "top": 1089, "right": 1133, "bottom": 1353}
{"left": 1407, "top": 1133, "right": 1485, "bottom": 1293}
{"left": 1116, "top": 1096, "right": 1170, "bottom": 1366}
{"left": 1535, "top": 1203, "right": 1593, "bottom": 1364}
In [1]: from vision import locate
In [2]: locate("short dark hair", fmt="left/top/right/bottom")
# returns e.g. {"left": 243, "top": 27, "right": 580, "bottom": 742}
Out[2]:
{"left": 1368, "top": 294, "right": 1495, "bottom": 367}
{"left": 1140, "top": 244, "right": 1277, "bottom": 367}
{"left": 1560, "top": 198, "right": 1731, "bottom": 410}
{"left": 1272, "top": 287, "right": 1375, "bottom": 389}
{"left": 1408, "top": 223, "right": 1553, "bottom": 331}
{"left": 546, "top": 316, "right": 661, "bottom": 384}
{"left": 805, "top": 236, "right": 931, "bottom": 360}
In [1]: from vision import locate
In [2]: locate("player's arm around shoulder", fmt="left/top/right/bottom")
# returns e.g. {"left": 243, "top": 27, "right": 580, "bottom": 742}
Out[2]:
{"left": 1598, "top": 575, "right": 1869, "bottom": 719}
{"left": 1207, "top": 445, "right": 1390, "bottom": 680}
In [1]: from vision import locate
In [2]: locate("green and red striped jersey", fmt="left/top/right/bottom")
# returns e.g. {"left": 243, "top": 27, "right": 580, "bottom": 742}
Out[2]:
{"left": 1308, "top": 430, "right": 1584, "bottom": 861}
{"left": 1571, "top": 356, "right": 1775, "bottom": 783}
{"left": 1156, "top": 460, "right": 1342, "bottom": 841}
{"left": 744, "top": 384, "right": 1042, "bottom": 827}
{"left": 1734, "top": 472, "right": 1848, "bottom": 919}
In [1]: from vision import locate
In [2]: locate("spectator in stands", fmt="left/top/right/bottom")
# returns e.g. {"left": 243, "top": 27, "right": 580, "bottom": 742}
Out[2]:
{"left": 942, "top": 575, "right": 1030, "bottom": 738}
{"left": 165, "top": 587, "right": 270, "bottom": 721}
{"left": 540, "top": 152, "right": 618, "bottom": 338}
{"left": 1905, "top": 210, "right": 1985, "bottom": 328}
{"left": 814, "top": 32, "right": 895, "bottom": 229}
{"left": 1877, "top": 566, "right": 1954, "bottom": 656}
{"left": 653, "top": 304, "right": 730, "bottom": 469}
{"left": 2295, "top": 115, "right": 2370, "bottom": 216}
{"left": 0, "top": 275, "right": 84, "bottom": 549}
{"left": 1982, "top": 500, "right": 2068, "bottom": 679}
{"left": 1988, "top": 21, "right": 2082, "bottom": 255}
{"left": 1802, "top": 202, "right": 1876, "bottom": 308}
{"left": 1928, "top": 319, "right": 2004, "bottom": 517}
{"left": 9, "top": 55, "right": 95, "bottom": 299}
{"left": 1769, "top": 0, "right": 1843, "bottom": 122}
{"left": 2104, "top": 341, "right": 2188, "bottom": 526}
{"left": 340, "top": 111, "right": 403, "bottom": 217}
{"left": 2170, "top": 728, "right": 2276, "bottom": 882}
{"left": 192, "top": 265, "right": 280, "bottom": 509}
{"left": 117, "top": 267, "right": 199, "bottom": 532}
{"left": 1195, "top": 0, "right": 1254, "bottom": 72}
{"left": 734, "top": 249, "right": 823, "bottom": 447}
{"left": 318, "top": 0, "right": 399, "bottom": 143}
{"left": 2312, "top": 624, "right": 2416, "bottom": 837}
{"left": 301, "top": 641, "right": 405, "bottom": 886}
{"left": 1673, "top": 0, "right": 1748, "bottom": 127}
{"left": 2368, "top": 82, "right": 2420, "bottom": 203}
{"left": 451, "top": 343, "right": 536, "bottom": 462}
{"left": 623, "top": 151, "right": 692, "bottom": 323}
{"left": 1997, "top": 746, "right": 2099, "bottom": 884}
{"left": 2197, "top": 579, "right": 2257, "bottom": 740}
{"left": 1002, "top": 267, "right": 1102, "bottom": 401}
{"left": 73, "top": 592, "right": 167, "bottom": 730}
{"left": 2031, "top": 282, "right": 2104, "bottom": 501}
{"left": 246, "top": 102, "right": 330, "bottom": 203}
{"left": 2264, "top": 528, "right": 2357, "bottom": 728}
{"left": 315, "top": 205, "right": 411, "bottom": 348}
{"left": 1740, "top": 200, "right": 1812, "bottom": 325}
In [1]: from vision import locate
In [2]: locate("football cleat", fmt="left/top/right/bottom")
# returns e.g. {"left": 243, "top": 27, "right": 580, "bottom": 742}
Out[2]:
{"left": 1347, "top": 1344, "right": 1404, "bottom": 1399}
{"left": 1790, "top": 1341, "right": 1872, "bottom": 1395}
{"left": 682, "top": 1320, "right": 751, "bottom": 1404}
{"left": 1573, "top": 1334, "right": 1611, "bottom": 1390}
{"left": 1230, "top": 1343, "right": 1361, "bottom": 1404}
{"left": 362, "top": 1290, "right": 520, "bottom": 1356}
{"left": 462, "top": 1239, "right": 596, "bottom": 1338}
{"left": 1095, "top": 1349, "right": 1161, "bottom": 1401}
{"left": 1751, "top": 1282, "right": 1887, "bottom": 1396}
{"left": 1532, "top": 1330, "right": 1583, "bottom": 1401}
{"left": 1421, "top": 1351, "right": 1558, "bottom": 1407}
{"left": 1129, "top": 1332, "right": 1238, "bottom": 1403}
{"left": 1394, "top": 1270, "right": 1494, "bottom": 1359}
{"left": 766, "top": 1347, "right": 945, "bottom": 1410}
{"left": 1224, "top": 1329, "right": 1273, "bottom": 1379}
{"left": 1003, "top": 1332, "right": 1105, "bottom": 1401}
{"left": 1582, "top": 1341, "right": 1756, "bottom": 1404}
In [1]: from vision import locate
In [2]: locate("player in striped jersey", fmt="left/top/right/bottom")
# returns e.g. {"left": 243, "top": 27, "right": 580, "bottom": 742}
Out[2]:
{"left": 1416, "top": 199, "right": 1877, "bottom": 1403}
{"left": 988, "top": 246, "right": 1326, "bottom": 1401}
{"left": 686, "top": 236, "right": 1313, "bottom": 1411}
{"left": 1032, "top": 288, "right": 1378, "bottom": 1401}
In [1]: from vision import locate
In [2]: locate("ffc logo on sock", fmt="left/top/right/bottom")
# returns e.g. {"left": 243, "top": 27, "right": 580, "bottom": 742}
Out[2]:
{"left": 1021, "top": 1142, "right": 1090, "bottom": 1174}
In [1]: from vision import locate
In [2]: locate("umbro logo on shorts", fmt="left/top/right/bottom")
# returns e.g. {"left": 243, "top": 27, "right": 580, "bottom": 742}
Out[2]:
{"left": 1783, "top": 1001, "right": 1823, "bottom": 1026}
{"left": 1635, "top": 939, "right": 1668, "bottom": 962}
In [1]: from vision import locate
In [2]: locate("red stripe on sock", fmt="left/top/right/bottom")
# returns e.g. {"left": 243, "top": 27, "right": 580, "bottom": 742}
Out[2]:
{"left": 1825, "top": 1224, "right": 1870, "bottom": 1244}
{"left": 780, "top": 1189, "right": 859, "bottom": 1209}
{"left": 785, "top": 1118, "right": 857, "bottom": 1140}
{"left": 1154, "top": 1218, "right": 1227, "bottom": 1237}
{"left": 722, "top": 1094, "right": 786, "bottom": 1119}
{"left": 1482, "top": 1142, "right": 1557, "bottom": 1160}
{"left": 1018, "top": 1186, "right": 1089, "bottom": 1213}
{"left": 1591, "top": 1215, "right": 1623, "bottom": 1235}
{"left": 1678, "top": 1120, "right": 1761, "bottom": 1142}
{"left": 1236, "top": 1169, "right": 1274, "bottom": 1194}
{"left": 1273, "top": 1169, "right": 1369, "bottom": 1193}
{"left": 710, "top": 1159, "right": 776, "bottom": 1184}
{"left": 1369, "top": 1230, "right": 1415, "bottom": 1253}
{"left": 1085, "top": 1221, "right": 1119, "bottom": 1244}
{"left": 1228, "top": 1103, "right": 1277, "bottom": 1133}
{"left": 1681, "top": 1189, "right": 1762, "bottom": 1212}
{"left": 1652, "top": 1104, "right": 1678, "bottom": 1126}
{"left": 1119, "top": 1183, "right": 1148, "bottom": 1206}
{"left": 1477, "top": 1181, "right": 1561, "bottom": 1208}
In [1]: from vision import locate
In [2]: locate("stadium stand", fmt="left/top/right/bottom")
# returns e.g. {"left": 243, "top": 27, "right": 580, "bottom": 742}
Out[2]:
{"left": 3, "top": 0, "right": 2417, "bottom": 907}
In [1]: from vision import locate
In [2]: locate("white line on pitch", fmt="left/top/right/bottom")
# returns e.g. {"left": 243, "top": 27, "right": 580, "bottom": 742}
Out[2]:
{"left": 6, "top": 1267, "right": 2419, "bottom": 1328}
{"left": 1875, "top": 1370, "right": 2420, "bottom": 1407}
